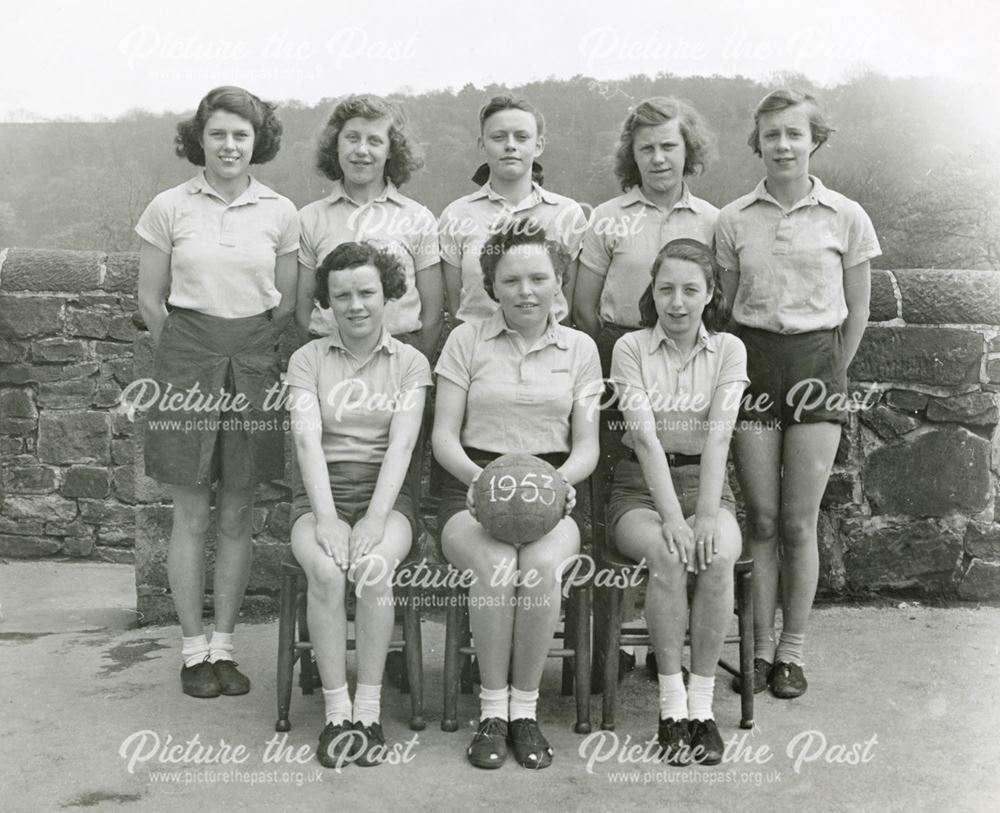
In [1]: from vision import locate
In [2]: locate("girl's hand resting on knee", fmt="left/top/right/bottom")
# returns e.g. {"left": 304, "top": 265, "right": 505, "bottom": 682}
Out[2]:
{"left": 561, "top": 474, "right": 576, "bottom": 519}
{"left": 660, "top": 517, "right": 695, "bottom": 571}
{"left": 315, "top": 520, "right": 351, "bottom": 570}
{"left": 691, "top": 513, "right": 719, "bottom": 571}
{"left": 349, "top": 513, "right": 386, "bottom": 566}
{"left": 466, "top": 470, "right": 483, "bottom": 520}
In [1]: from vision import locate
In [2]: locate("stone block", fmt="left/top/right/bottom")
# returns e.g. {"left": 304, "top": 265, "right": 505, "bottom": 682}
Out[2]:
{"left": 821, "top": 472, "right": 855, "bottom": 509}
{"left": 926, "top": 393, "right": 999, "bottom": 426}
{"left": 65, "top": 309, "right": 111, "bottom": 339}
{"left": 0, "top": 417, "right": 35, "bottom": 435}
{"left": 0, "top": 534, "right": 62, "bottom": 557}
{"left": 94, "top": 380, "right": 123, "bottom": 409}
{"left": 2, "top": 493, "right": 77, "bottom": 521}
{"left": 78, "top": 499, "right": 135, "bottom": 526}
{"left": 0, "top": 338, "right": 28, "bottom": 362}
{"left": 0, "top": 387, "right": 36, "bottom": 418}
{"left": 869, "top": 269, "right": 897, "bottom": 321}
{"left": 816, "top": 511, "right": 845, "bottom": 594}
{"left": 0, "top": 437, "right": 23, "bottom": 456}
{"left": 62, "top": 535, "right": 96, "bottom": 558}
{"left": 112, "top": 465, "right": 135, "bottom": 504}
{"left": 111, "top": 439, "right": 132, "bottom": 465}
{"left": 0, "top": 249, "right": 103, "bottom": 292}
{"left": 987, "top": 358, "right": 1000, "bottom": 384}
{"left": 884, "top": 390, "right": 928, "bottom": 413}
{"left": 30, "top": 338, "right": 88, "bottom": 363}
{"left": 61, "top": 466, "right": 110, "bottom": 498}
{"left": 246, "top": 540, "right": 289, "bottom": 592}
{"left": 132, "top": 333, "right": 156, "bottom": 380}
{"left": 94, "top": 340, "right": 132, "bottom": 358}
{"left": 135, "top": 505, "right": 173, "bottom": 590}
{"left": 95, "top": 546, "right": 134, "bottom": 564}
{"left": 843, "top": 516, "right": 964, "bottom": 594}
{"left": 0, "top": 517, "right": 45, "bottom": 535}
{"left": 3, "top": 463, "right": 59, "bottom": 494}
{"left": 36, "top": 379, "right": 96, "bottom": 409}
{"left": 858, "top": 404, "right": 921, "bottom": 440}
{"left": 27, "top": 361, "right": 101, "bottom": 383}
{"left": 965, "top": 522, "right": 1000, "bottom": 560}
{"left": 895, "top": 269, "right": 1000, "bottom": 325}
{"left": 957, "top": 560, "right": 1000, "bottom": 601}
{"left": 268, "top": 502, "right": 291, "bottom": 537}
{"left": 0, "top": 295, "right": 64, "bottom": 338}
{"left": 107, "top": 315, "right": 139, "bottom": 342}
{"left": 849, "top": 327, "right": 982, "bottom": 386}
{"left": 37, "top": 411, "right": 110, "bottom": 464}
{"left": 103, "top": 358, "right": 134, "bottom": 386}
{"left": 98, "top": 524, "right": 135, "bottom": 547}
{"left": 105, "top": 252, "right": 139, "bottom": 294}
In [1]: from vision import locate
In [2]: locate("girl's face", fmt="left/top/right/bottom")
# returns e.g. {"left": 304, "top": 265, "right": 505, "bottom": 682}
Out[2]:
{"left": 327, "top": 264, "right": 385, "bottom": 342}
{"left": 757, "top": 104, "right": 817, "bottom": 183}
{"left": 651, "top": 257, "right": 712, "bottom": 340}
{"left": 478, "top": 109, "right": 544, "bottom": 183}
{"left": 338, "top": 116, "right": 391, "bottom": 189}
{"left": 633, "top": 120, "right": 685, "bottom": 199}
{"left": 201, "top": 110, "right": 255, "bottom": 185}
{"left": 493, "top": 244, "right": 560, "bottom": 331}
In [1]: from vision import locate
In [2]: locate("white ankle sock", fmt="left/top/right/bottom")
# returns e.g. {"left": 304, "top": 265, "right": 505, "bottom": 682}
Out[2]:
{"left": 181, "top": 634, "right": 210, "bottom": 668}
{"left": 657, "top": 672, "right": 687, "bottom": 721}
{"left": 323, "top": 684, "right": 352, "bottom": 726}
{"left": 479, "top": 685, "right": 509, "bottom": 721}
{"left": 775, "top": 632, "right": 805, "bottom": 666}
{"left": 208, "top": 631, "right": 235, "bottom": 663}
{"left": 509, "top": 686, "right": 539, "bottom": 721}
{"left": 353, "top": 682, "right": 381, "bottom": 726}
{"left": 687, "top": 673, "right": 715, "bottom": 721}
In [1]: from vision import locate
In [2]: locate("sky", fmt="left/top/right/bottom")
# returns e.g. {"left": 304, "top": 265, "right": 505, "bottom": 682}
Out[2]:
{"left": 0, "top": 0, "right": 997, "bottom": 120}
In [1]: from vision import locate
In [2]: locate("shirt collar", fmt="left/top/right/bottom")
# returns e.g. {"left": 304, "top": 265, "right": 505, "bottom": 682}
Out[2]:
{"left": 323, "top": 179, "right": 404, "bottom": 207}
{"left": 647, "top": 321, "right": 714, "bottom": 356}
{"left": 482, "top": 308, "right": 569, "bottom": 350}
{"left": 186, "top": 171, "right": 276, "bottom": 205}
{"left": 469, "top": 181, "right": 555, "bottom": 208}
{"left": 323, "top": 325, "right": 397, "bottom": 357}
{"left": 621, "top": 183, "right": 695, "bottom": 213}
{"left": 740, "top": 175, "right": 838, "bottom": 212}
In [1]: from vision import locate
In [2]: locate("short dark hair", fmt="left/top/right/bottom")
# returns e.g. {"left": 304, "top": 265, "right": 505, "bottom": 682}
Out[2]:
{"left": 175, "top": 86, "right": 282, "bottom": 166}
{"left": 315, "top": 95, "right": 424, "bottom": 186}
{"left": 748, "top": 89, "right": 834, "bottom": 156}
{"left": 314, "top": 241, "right": 407, "bottom": 308}
{"left": 638, "top": 238, "right": 729, "bottom": 332}
{"left": 613, "top": 97, "right": 717, "bottom": 190}
{"left": 479, "top": 218, "right": 570, "bottom": 302}
{"left": 478, "top": 95, "right": 546, "bottom": 136}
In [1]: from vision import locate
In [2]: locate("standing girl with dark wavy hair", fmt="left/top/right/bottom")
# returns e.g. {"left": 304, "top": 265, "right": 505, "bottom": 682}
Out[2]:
{"left": 136, "top": 86, "right": 298, "bottom": 698}
{"left": 715, "top": 89, "right": 880, "bottom": 699}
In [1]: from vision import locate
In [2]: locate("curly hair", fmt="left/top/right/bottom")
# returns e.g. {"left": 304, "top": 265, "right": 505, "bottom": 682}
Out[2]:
{"left": 747, "top": 89, "right": 834, "bottom": 156}
{"left": 315, "top": 95, "right": 424, "bottom": 187}
{"left": 174, "top": 86, "right": 282, "bottom": 166}
{"left": 314, "top": 241, "right": 407, "bottom": 308}
{"left": 638, "top": 238, "right": 729, "bottom": 332}
{"left": 478, "top": 95, "right": 546, "bottom": 136}
{"left": 613, "top": 97, "right": 717, "bottom": 191}
{"left": 479, "top": 218, "right": 570, "bottom": 303}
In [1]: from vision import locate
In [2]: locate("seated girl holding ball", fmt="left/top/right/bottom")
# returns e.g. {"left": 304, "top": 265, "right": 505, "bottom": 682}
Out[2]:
{"left": 432, "top": 219, "right": 602, "bottom": 770}
{"left": 608, "top": 238, "right": 748, "bottom": 766}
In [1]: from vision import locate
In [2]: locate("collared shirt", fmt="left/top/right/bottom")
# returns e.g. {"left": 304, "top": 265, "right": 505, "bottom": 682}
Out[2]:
{"left": 579, "top": 184, "right": 719, "bottom": 328}
{"left": 438, "top": 182, "right": 588, "bottom": 323}
{"left": 285, "top": 327, "right": 432, "bottom": 465}
{"left": 135, "top": 172, "right": 299, "bottom": 318}
{"left": 715, "top": 176, "right": 882, "bottom": 334}
{"left": 435, "top": 310, "right": 602, "bottom": 454}
{"left": 299, "top": 180, "right": 440, "bottom": 336}
{"left": 611, "top": 323, "right": 748, "bottom": 456}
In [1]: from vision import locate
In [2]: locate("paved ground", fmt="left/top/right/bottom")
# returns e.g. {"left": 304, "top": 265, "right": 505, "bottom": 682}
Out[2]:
{"left": 1, "top": 560, "right": 998, "bottom": 812}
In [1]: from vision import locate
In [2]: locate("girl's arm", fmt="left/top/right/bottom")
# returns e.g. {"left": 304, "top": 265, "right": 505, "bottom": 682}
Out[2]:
{"left": 840, "top": 260, "right": 872, "bottom": 366}
{"left": 137, "top": 240, "right": 171, "bottom": 344}
{"left": 431, "top": 378, "right": 480, "bottom": 485}
{"left": 288, "top": 384, "right": 348, "bottom": 567}
{"left": 557, "top": 388, "right": 600, "bottom": 487}
{"left": 349, "top": 386, "right": 427, "bottom": 564}
{"left": 415, "top": 263, "right": 445, "bottom": 356}
{"left": 560, "top": 258, "right": 581, "bottom": 326}
{"left": 572, "top": 265, "right": 604, "bottom": 338}
{"left": 271, "top": 251, "right": 299, "bottom": 334}
{"left": 719, "top": 268, "right": 740, "bottom": 325}
{"left": 442, "top": 260, "right": 463, "bottom": 323}
{"left": 294, "top": 262, "right": 317, "bottom": 344}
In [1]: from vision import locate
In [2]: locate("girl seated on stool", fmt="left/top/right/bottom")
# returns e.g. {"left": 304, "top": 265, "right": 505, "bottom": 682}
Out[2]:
{"left": 432, "top": 219, "right": 602, "bottom": 769}
{"left": 287, "top": 241, "right": 431, "bottom": 769}
{"left": 609, "top": 238, "right": 748, "bottom": 765}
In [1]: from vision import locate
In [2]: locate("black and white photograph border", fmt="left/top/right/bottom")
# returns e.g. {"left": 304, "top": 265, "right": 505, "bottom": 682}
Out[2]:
{"left": 1, "top": 1, "right": 999, "bottom": 810}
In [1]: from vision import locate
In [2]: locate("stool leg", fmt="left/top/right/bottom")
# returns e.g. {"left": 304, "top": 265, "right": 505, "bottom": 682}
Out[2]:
{"left": 737, "top": 566, "right": 755, "bottom": 729}
{"left": 459, "top": 605, "right": 474, "bottom": 694}
{"left": 561, "top": 591, "right": 577, "bottom": 697}
{"left": 601, "top": 586, "right": 624, "bottom": 731}
{"left": 591, "top": 584, "right": 609, "bottom": 694}
{"left": 402, "top": 587, "right": 426, "bottom": 731}
{"left": 441, "top": 590, "right": 462, "bottom": 732}
{"left": 275, "top": 571, "right": 296, "bottom": 732}
{"left": 574, "top": 584, "right": 593, "bottom": 734}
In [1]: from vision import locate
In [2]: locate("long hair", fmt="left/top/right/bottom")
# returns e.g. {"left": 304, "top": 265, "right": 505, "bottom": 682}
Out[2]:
{"left": 637, "top": 238, "right": 729, "bottom": 331}
{"left": 174, "top": 86, "right": 282, "bottom": 165}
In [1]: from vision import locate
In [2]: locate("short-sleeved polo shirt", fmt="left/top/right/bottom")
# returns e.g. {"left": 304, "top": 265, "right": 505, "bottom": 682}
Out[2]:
{"left": 135, "top": 172, "right": 299, "bottom": 318}
{"left": 285, "top": 328, "right": 432, "bottom": 465}
{"left": 438, "top": 182, "right": 588, "bottom": 323}
{"left": 715, "top": 176, "right": 881, "bottom": 334}
{"left": 299, "top": 181, "right": 440, "bottom": 336}
{"left": 611, "top": 323, "right": 748, "bottom": 456}
{"left": 579, "top": 184, "right": 718, "bottom": 328}
{"left": 434, "top": 310, "right": 602, "bottom": 454}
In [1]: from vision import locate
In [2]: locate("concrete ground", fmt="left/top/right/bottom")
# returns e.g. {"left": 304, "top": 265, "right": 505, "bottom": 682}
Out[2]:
{"left": 1, "top": 560, "right": 998, "bottom": 813}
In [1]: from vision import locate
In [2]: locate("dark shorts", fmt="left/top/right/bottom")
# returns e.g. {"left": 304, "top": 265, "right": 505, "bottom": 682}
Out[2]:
{"left": 289, "top": 458, "right": 417, "bottom": 539}
{"left": 735, "top": 325, "right": 848, "bottom": 428}
{"left": 607, "top": 457, "right": 737, "bottom": 551}
{"left": 435, "top": 448, "right": 569, "bottom": 553}
{"left": 144, "top": 308, "right": 285, "bottom": 488}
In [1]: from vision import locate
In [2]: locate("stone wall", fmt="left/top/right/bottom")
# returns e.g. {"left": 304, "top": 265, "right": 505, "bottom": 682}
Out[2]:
{"left": 1, "top": 252, "right": 999, "bottom": 621}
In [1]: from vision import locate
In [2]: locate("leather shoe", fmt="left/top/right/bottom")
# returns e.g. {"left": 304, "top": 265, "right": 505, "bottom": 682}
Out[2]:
{"left": 657, "top": 717, "right": 692, "bottom": 766}
{"left": 467, "top": 717, "right": 508, "bottom": 769}
{"left": 689, "top": 718, "right": 724, "bottom": 765}
{"left": 508, "top": 718, "right": 554, "bottom": 770}
{"left": 212, "top": 660, "right": 250, "bottom": 695}
{"left": 180, "top": 659, "right": 220, "bottom": 698}
{"left": 317, "top": 721, "right": 363, "bottom": 769}
{"left": 353, "top": 721, "right": 387, "bottom": 767}
{"left": 730, "top": 658, "right": 772, "bottom": 694}
{"left": 772, "top": 661, "right": 808, "bottom": 698}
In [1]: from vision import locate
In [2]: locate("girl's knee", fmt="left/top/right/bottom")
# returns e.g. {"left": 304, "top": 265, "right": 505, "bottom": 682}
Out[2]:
{"left": 779, "top": 515, "right": 818, "bottom": 548}
{"left": 646, "top": 545, "right": 687, "bottom": 583}
{"left": 307, "top": 558, "right": 347, "bottom": 601}
{"left": 351, "top": 554, "right": 397, "bottom": 601}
